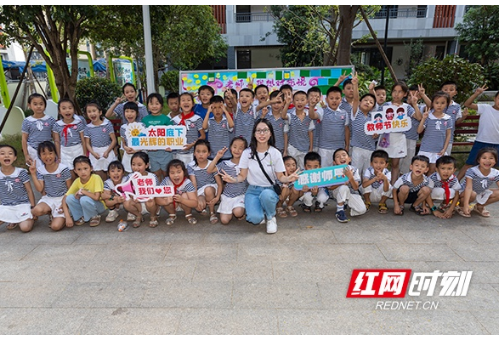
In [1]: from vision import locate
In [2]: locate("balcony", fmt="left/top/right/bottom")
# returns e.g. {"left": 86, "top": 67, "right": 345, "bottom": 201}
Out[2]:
{"left": 374, "top": 7, "right": 427, "bottom": 19}
{"left": 235, "top": 12, "right": 274, "bottom": 23}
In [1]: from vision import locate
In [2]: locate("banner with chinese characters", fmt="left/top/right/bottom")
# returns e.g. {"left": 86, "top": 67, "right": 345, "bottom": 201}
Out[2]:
{"left": 125, "top": 123, "right": 187, "bottom": 150}
{"left": 294, "top": 164, "right": 348, "bottom": 190}
{"left": 364, "top": 105, "right": 412, "bottom": 135}
{"left": 179, "top": 66, "right": 354, "bottom": 102}
{"left": 115, "top": 172, "right": 174, "bottom": 202}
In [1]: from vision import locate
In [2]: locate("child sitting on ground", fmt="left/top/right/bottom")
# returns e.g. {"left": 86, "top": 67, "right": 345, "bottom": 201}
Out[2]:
{"left": 300, "top": 151, "right": 329, "bottom": 213}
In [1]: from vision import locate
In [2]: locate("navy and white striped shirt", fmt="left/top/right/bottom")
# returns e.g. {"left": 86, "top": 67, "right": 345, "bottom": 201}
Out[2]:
{"left": 21, "top": 115, "right": 56, "bottom": 149}
{"left": 393, "top": 172, "right": 429, "bottom": 192}
{"left": 36, "top": 164, "right": 71, "bottom": 197}
{"left": 256, "top": 110, "right": 286, "bottom": 153}
{"left": 160, "top": 176, "right": 196, "bottom": 194}
{"left": 363, "top": 167, "right": 391, "bottom": 190}
{"left": 114, "top": 102, "right": 149, "bottom": 124}
{"left": 419, "top": 112, "right": 451, "bottom": 153}
{"left": 339, "top": 98, "right": 352, "bottom": 115}
{"left": 53, "top": 116, "right": 86, "bottom": 147}
{"left": 287, "top": 108, "right": 315, "bottom": 153}
{"left": 445, "top": 101, "right": 462, "bottom": 144}
{"left": 317, "top": 106, "right": 349, "bottom": 150}
{"left": 187, "top": 160, "right": 217, "bottom": 189}
{"left": 351, "top": 110, "right": 375, "bottom": 151}
{"left": 428, "top": 172, "right": 461, "bottom": 191}
{"left": 0, "top": 168, "right": 30, "bottom": 206}
{"left": 206, "top": 117, "right": 232, "bottom": 159}
{"left": 217, "top": 160, "right": 248, "bottom": 197}
{"left": 462, "top": 166, "right": 499, "bottom": 194}
{"left": 84, "top": 118, "right": 114, "bottom": 148}
{"left": 234, "top": 104, "right": 257, "bottom": 146}
{"left": 104, "top": 175, "right": 129, "bottom": 191}
{"left": 306, "top": 106, "right": 323, "bottom": 150}
{"left": 172, "top": 114, "right": 203, "bottom": 155}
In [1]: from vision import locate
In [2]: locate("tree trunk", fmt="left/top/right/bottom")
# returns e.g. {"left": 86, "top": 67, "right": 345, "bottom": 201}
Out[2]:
{"left": 337, "top": 5, "right": 359, "bottom": 66}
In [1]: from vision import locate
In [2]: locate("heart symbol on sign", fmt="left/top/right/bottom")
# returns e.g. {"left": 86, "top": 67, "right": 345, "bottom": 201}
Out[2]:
{"left": 155, "top": 188, "right": 162, "bottom": 194}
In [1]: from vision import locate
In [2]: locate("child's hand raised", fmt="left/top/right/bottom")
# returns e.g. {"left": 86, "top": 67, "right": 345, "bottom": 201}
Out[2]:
{"left": 344, "top": 167, "right": 353, "bottom": 179}
{"left": 422, "top": 106, "right": 429, "bottom": 119}
{"left": 114, "top": 95, "right": 125, "bottom": 105}
{"left": 418, "top": 84, "right": 426, "bottom": 96}
{"left": 475, "top": 84, "right": 488, "bottom": 95}
{"left": 262, "top": 106, "right": 269, "bottom": 116}
{"left": 351, "top": 72, "right": 358, "bottom": 85}
{"left": 28, "top": 159, "right": 37, "bottom": 175}
{"left": 216, "top": 146, "right": 228, "bottom": 159}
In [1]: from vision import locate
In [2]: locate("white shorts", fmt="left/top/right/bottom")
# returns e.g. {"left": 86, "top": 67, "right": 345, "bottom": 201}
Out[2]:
{"left": 140, "top": 202, "right": 149, "bottom": 215}
{"left": 446, "top": 143, "right": 453, "bottom": 156}
{"left": 351, "top": 147, "right": 373, "bottom": 180}
{"left": 400, "top": 139, "right": 417, "bottom": 175}
{"left": 287, "top": 144, "right": 307, "bottom": 170}
{"left": 89, "top": 146, "right": 117, "bottom": 171}
{"left": 431, "top": 187, "right": 457, "bottom": 202}
{"left": 61, "top": 144, "right": 84, "bottom": 170}
{"left": 175, "top": 153, "right": 193, "bottom": 166}
{"left": 418, "top": 150, "right": 443, "bottom": 164}
{"left": 0, "top": 204, "right": 32, "bottom": 223}
{"left": 476, "top": 190, "right": 493, "bottom": 205}
{"left": 377, "top": 132, "right": 407, "bottom": 158}
{"left": 121, "top": 150, "right": 133, "bottom": 173}
{"left": 197, "top": 183, "right": 218, "bottom": 197}
{"left": 217, "top": 194, "right": 245, "bottom": 214}
{"left": 318, "top": 148, "right": 336, "bottom": 168}
{"left": 38, "top": 195, "right": 65, "bottom": 218}
{"left": 363, "top": 185, "right": 392, "bottom": 202}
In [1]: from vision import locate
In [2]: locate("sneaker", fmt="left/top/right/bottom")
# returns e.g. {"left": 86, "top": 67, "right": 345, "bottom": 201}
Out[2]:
{"left": 266, "top": 216, "right": 277, "bottom": 234}
{"left": 126, "top": 212, "right": 136, "bottom": 222}
{"left": 336, "top": 210, "right": 349, "bottom": 223}
{"left": 106, "top": 209, "right": 119, "bottom": 222}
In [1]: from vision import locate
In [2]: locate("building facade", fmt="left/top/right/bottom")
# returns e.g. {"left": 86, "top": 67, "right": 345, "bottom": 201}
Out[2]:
{"left": 212, "top": 5, "right": 469, "bottom": 79}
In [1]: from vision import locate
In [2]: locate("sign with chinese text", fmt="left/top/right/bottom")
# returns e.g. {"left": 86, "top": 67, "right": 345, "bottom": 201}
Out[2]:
{"left": 115, "top": 172, "right": 174, "bottom": 202}
{"left": 364, "top": 105, "right": 412, "bottom": 135}
{"left": 294, "top": 164, "right": 348, "bottom": 190}
{"left": 125, "top": 123, "right": 186, "bottom": 150}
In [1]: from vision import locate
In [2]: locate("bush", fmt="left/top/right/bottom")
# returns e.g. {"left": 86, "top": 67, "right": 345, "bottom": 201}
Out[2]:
{"left": 160, "top": 70, "right": 180, "bottom": 94}
{"left": 409, "top": 55, "right": 485, "bottom": 104}
{"left": 75, "top": 77, "right": 122, "bottom": 113}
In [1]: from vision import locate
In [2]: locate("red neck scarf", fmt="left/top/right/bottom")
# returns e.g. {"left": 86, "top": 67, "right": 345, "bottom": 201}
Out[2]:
{"left": 442, "top": 174, "right": 455, "bottom": 205}
{"left": 62, "top": 124, "right": 77, "bottom": 146}
{"left": 173, "top": 177, "right": 187, "bottom": 209}
{"left": 179, "top": 111, "right": 195, "bottom": 126}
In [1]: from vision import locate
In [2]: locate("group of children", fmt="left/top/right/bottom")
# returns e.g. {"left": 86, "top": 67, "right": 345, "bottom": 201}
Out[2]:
{"left": 1, "top": 76, "right": 499, "bottom": 232}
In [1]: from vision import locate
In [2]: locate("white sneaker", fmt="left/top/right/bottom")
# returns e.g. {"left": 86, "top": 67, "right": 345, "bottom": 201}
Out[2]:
{"left": 126, "top": 212, "right": 136, "bottom": 221}
{"left": 105, "top": 209, "right": 120, "bottom": 222}
{"left": 266, "top": 217, "right": 277, "bottom": 234}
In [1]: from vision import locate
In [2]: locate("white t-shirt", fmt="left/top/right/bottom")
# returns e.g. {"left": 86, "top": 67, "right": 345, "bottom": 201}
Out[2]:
{"left": 476, "top": 104, "right": 499, "bottom": 144}
{"left": 239, "top": 146, "right": 286, "bottom": 187}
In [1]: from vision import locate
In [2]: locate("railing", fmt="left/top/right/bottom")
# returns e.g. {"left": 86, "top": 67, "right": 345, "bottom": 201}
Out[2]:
{"left": 374, "top": 8, "right": 427, "bottom": 19}
{"left": 235, "top": 12, "right": 274, "bottom": 23}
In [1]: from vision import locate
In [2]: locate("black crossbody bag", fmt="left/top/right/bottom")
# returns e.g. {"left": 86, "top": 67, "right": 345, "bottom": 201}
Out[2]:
{"left": 255, "top": 151, "right": 282, "bottom": 195}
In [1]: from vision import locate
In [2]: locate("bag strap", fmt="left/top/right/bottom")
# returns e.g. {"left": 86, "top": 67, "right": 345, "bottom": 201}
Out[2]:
{"left": 255, "top": 151, "right": 275, "bottom": 186}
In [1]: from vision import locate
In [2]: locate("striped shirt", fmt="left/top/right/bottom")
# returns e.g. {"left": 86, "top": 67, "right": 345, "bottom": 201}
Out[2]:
{"left": 234, "top": 104, "right": 257, "bottom": 145}
{"left": 21, "top": 115, "right": 56, "bottom": 149}
{"left": 104, "top": 175, "right": 129, "bottom": 191}
{"left": 419, "top": 112, "right": 451, "bottom": 153}
{"left": 0, "top": 168, "right": 30, "bottom": 206}
{"left": 393, "top": 172, "right": 430, "bottom": 193}
{"left": 462, "top": 166, "right": 499, "bottom": 194}
{"left": 187, "top": 160, "right": 217, "bottom": 189}
{"left": 363, "top": 167, "right": 391, "bottom": 190}
{"left": 160, "top": 177, "right": 196, "bottom": 194}
{"left": 339, "top": 98, "right": 352, "bottom": 114}
{"left": 84, "top": 118, "right": 114, "bottom": 148}
{"left": 428, "top": 172, "right": 461, "bottom": 191}
{"left": 351, "top": 110, "right": 375, "bottom": 151}
{"left": 171, "top": 114, "right": 203, "bottom": 155}
{"left": 114, "top": 102, "right": 149, "bottom": 123}
{"left": 317, "top": 106, "right": 349, "bottom": 150}
{"left": 306, "top": 106, "right": 323, "bottom": 150}
{"left": 52, "top": 116, "right": 86, "bottom": 147}
{"left": 445, "top": 101, "right": 462, "bottom": 144}
{"left": 36, "top": 164, "right": 71, "bottom": 197}
{"left": 405, "top": 104, "right": 423, "bottom": 141}
{"left": 206, "top": 117, "right": 233, "bottom": 159}
{"left": 287, "top": 108, "right": 315, "bottom": 152}
{"left": 217, "top": 160, "right": 248, "bottom": 197}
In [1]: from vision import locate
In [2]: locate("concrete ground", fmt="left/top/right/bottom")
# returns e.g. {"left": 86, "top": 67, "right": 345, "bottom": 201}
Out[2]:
{"left": 1, "top": 198, "right": 499, "bottom": 335}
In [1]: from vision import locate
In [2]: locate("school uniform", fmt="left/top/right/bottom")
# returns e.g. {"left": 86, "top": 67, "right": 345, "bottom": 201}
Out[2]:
{"left": 0, "top": 168, "right": 33, "bottom": 223}
{"left": 53, "top": 116, "right": 86, "bottom": 170}
{"left": 22, "top": 115, "right": 56, "bottom": 168}
{"left": 428, "top": 172, "right": 461, "bottom": 202}
{"left": 417, "top": 112, "right": 452, "bottom": 163}
{"left": 120, "top": 122, "right": 145, "bottom": 173}
{"left": 187, "top": 160, "right": 218, "bottom": 196}
{"left": 362, "top": 167, "right": 392, "bottom": 202}
{"left": 287, "top": 108, "right": 315, "bottom": 170}
{"left": 351, "top": 109, "right": 376, "bottom": 178}
{"left": 444, "top": 101, "right": 462, "bottom": 155}
{"left": 36, "top": 164, "right": 71, "bottom": 218}
{"left": 316, "top": 105, "right": 350, "bottom": 168}
{"left": 461, "top": 166, "right": 499, "bottom": 204}
{"left": 393, "top": 171, "right": 430, "bottom": 204}
{"left": 206, "top": 116, "right": 233, "bottom": 160}
{"left": 114, "top": 102, "right": 148, "bottom": 124}
{"left": 217, "top": 160, "right": 248, "bottom": 214}
{"left": 160, "top": 177, "right": 196, "bottom": 211}
{"left": 376, "top": 102, "right": 415, "bottom": 159}
{"left": 328, "top": 165, "right": 366, "bottom": 216}
{"left": 172, "top": 113, "right": 203, "bottom": 165}
{"left": 84, "top": 118, "right": 117, "bottom": 171}
{"left": 233, "top": 104, "right": 257, "bottom": 146}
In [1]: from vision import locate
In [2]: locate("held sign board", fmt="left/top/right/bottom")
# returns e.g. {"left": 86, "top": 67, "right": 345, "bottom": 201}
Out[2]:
{"left": 125, "top": 123, "right": 187, "bottom": 150}
{"left": 364, "top": 105, "right": 412, "bottom": 135}
{"left": 294, "top": 164, "right": 348, "bottom": 190}
{"left": 115, "top": 172, "right": 174, "bottom": 202}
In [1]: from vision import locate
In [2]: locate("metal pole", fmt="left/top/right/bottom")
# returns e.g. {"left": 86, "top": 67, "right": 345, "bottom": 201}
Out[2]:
{"left": 143, "top": 5, "right": 155, "bottom": 94}
{"left": 381, "top": 5, "right": 390, "bottom": 86}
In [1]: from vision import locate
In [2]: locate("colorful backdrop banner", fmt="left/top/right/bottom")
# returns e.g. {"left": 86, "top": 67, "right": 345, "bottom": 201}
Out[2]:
{"left": 294, "top": 164, "right": 349, "bottom": 190}
{"left": 179, "top": 66, "right": 355, "bottom": 100}
{"left": 364, "top": 105, "right": 412, "bottom": 135}
{"left": 125, "top": 123, "right": 187, "bottom": 150}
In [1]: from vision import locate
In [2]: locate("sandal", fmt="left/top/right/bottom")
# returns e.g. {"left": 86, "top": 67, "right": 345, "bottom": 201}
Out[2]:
{"left": 394, "top": 205, "right": 404, "bottom": 216}
{"left": 277, "top": 207, "right": 288, "bottom": 218}
{"left": 302, "top": 204, "right": 312, "bottom": 213}
{"left": 473, "top": 204, "right": 491, "bottom": 217}
{"left": 455, "top": 206, "right": 471, "bottom": 218}
{"left": 132, "top": 216, "right": 144, "bottom": 228}
{"left": 200, "top": 209, "right": 209, "bottom": 216}
{"left": 365, "top": 202, "right": 371, "bottom": 211}
{"left": 89, "top": 215, "right": 101, "bottom": 227}
{"left": 126, "top": 212, "right": 137, "bottom": 222}
{"left": 149, "top": 217, "right": 159, "bottom": 228}
{"left": 6, "top": 223, "right": 18, "bottom": 230}
{"left": 210, "top": 213, "right": 219, "bottom": 224}
{"left": 287, "top": 205, "right": 298, "bottom": 217}
{"left": 165, "top": 214, "right": 177, "bottom": 226}
{"left": 314, "top": 201, "right": 323, "bottom": 213}
{"left": 378, "top": 203, "right": 388, "bottom": 214}
{"left": 185, "top": 214, "right": 197, "bottom": 225}
{"left": 74, "top": 217, "right": 85, "bottom": 226}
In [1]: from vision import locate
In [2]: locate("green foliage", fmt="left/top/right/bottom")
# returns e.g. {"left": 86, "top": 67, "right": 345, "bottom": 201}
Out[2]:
{"left": 0, "top": 133, "right": 25, "bottom": 168}
{"left": 408, "top": 55, "right": 485, "bottom": 104}
{"left": 75, "top": 77, "right": 122, "bottom": 112}
{"left": 159, "top": 70, "right": 180, "bottom": 94}
{"left": 403, "top": 39, "right": 425, "bottom": 79}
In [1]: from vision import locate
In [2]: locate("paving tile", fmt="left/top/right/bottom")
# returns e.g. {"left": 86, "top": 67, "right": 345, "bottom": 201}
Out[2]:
{"left": 192, "top": 260, "right": 274, "bottom": 282}
{"left": 0, "top": 282, "right": 69, "bottom": 308}
{"left": 377, "top": 243, "right": 463, "bottom": 262}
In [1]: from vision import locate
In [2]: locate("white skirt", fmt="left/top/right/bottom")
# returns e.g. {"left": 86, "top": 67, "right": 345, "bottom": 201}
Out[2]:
{"left": 217, "top": 194, "right": 245, "bottom": 214}
{"left": 121, "top": 150, "right": 133, "bottom": 173}
{"left": 61, "top": 144, "right": 84, "bottom": 170}
{"left": 89, "top": 146, "right": 117, "bottom": 171}
{"left": 0, "top": 204, "right": 33, "bottom": 223}
{"left": 38, "top": 195, "right": 65, "bottom": 218}
{"left": 197, "top": 183, "right": 218, "bottom": 197}
{"left": 377, "top": 132, "right": 407, "bottom": 158}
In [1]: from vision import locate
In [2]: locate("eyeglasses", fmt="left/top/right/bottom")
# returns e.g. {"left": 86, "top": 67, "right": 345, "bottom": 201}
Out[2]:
{"left": 255, "top": 128, "right": 270, "bottom": 134}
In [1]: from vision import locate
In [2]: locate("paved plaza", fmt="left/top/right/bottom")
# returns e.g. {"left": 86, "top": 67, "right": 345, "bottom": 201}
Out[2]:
{"left": 1, "top": 198, "right": 499, "bottom": 335}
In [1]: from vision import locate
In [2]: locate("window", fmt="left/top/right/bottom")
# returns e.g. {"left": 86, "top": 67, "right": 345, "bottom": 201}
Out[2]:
{"left": 236, "top": 5, "right": 251, "bottom": 23}
{"left": 374, "top": 5, "right": 399, "bottom": 19}
{"left": 417, "top": 5, "right": 427, "bottom": 18}
{"left": 237, "top": 50, "right": 251, "bottom": 69}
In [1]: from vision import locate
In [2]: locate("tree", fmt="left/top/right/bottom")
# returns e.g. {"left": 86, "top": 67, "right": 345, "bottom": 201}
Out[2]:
{"left": 0, "top": 5, "right": 99, "bottom": 109}
{"left": 87, "top": 6, "right": 227, "bottom": 91}
{"left": 268, "top": 5, "right": 380, "bottom": 67}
